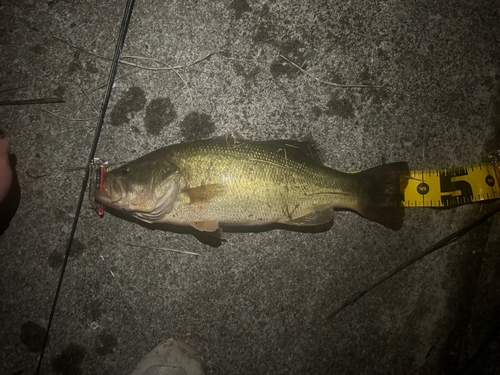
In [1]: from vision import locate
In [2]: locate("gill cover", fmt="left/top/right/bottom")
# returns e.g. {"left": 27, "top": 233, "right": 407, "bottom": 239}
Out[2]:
{"left": 102, "top": 158, "right": 180, "bottom": 223}
{"left": 132, "top": 172, "right": 180, "bottom": 223}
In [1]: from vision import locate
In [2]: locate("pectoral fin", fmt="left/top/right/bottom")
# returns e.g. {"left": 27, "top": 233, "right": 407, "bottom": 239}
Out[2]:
{"left": 284, "top": 208, "right": 335, "bottom": 226}
{"left": 191, "top": 220, "right": 220, "bottom": 232}
{"left": 184, "top": 184, "right": 225, "bottom": 205}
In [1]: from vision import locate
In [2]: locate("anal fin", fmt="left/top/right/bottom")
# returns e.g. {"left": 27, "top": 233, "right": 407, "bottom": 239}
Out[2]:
{"left": 284, "top": 208, "right": 335, "bottom": 227}
{"left": 191, "top": 220, "right": 220, "bottom": 232}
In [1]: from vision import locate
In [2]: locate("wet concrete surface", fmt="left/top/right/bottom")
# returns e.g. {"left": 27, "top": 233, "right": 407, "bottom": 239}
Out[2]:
{"left": 1, "top": 1, "right": 499, "bottom": 374}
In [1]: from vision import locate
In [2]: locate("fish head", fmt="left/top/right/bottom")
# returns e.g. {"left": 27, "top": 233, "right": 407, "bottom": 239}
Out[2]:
{"left": 95, "top": 157, "right": 180, "bottom": 222}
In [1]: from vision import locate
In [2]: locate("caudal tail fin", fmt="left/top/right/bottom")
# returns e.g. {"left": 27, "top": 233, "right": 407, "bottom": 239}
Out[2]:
{"left": 353, "top": 162, "right": 410, "bottom": 230}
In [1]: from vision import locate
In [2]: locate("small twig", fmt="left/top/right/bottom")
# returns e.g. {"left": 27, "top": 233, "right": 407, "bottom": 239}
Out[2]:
{"left": 97, "top": 253, "right": 143, "bottom": 323}
{"left": 223, "top": 57, "right": 256, "bottom": 64}
{"left": 100, "top": 254, "right": 115, "bottom": 277}
{"left": 119, "top": 240, "right": 201, "bottom": 256}
{"left": 293, "top": 60, "right": 307, "bottom": 78}
{"left": 80, "top": 87, "right": 100, "bottom": 114}
{"left": 53, "top": 35, "right": 217, "bottom": 101}
{"left": 26, "top": 166, "right": 87, "bottom": 178}
{"left": 92, "top": 73, "right": 132, "bottom": 91}
{"left": 119, "top": 56, "right": 182, "bottom": 71}
{"left": 41, "top": 107, "right": 97, "bottom": 122}
{"left": 122, "top": 55, "right": 193, "bottom": 101}
{"left": 171, "top": 70, "right": 192, "bottom": 101}
{"left": 57, "top": 33, "right": 184, "bottom": 72}
{"left": 326, "top": 205, "right": 500, "bottom": 319}
{"left": 74, "top": 105, "right": 82, "bottom": 117}
{"left": 0, "top": 97, "right": 64, "bottom": 106}
{"left": 279, "top": 55, "right": 384, "bottom": 88}
{"left": 27, "top": 171, "right": 49, "bottom": 179}
{"left": 184, "top": 51, "right": 220, "bottom": 67}
{"left": 121, "top": 54, "right": 183, "bottom": 70}
{"left": 53, "top": 34, "right": 113, "bottom": 62}
{"left": 87, "top": 30, "right": 105, "bottom": 49}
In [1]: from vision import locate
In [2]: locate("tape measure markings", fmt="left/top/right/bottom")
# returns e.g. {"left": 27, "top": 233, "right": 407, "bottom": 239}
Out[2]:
{"left": 404, "top": 162, "right": 500, "bottom": 208}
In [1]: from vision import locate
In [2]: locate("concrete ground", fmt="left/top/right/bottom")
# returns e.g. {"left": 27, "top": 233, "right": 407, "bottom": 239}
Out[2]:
{"left": 1, "top": 0, "right": 499, "bottom": 374}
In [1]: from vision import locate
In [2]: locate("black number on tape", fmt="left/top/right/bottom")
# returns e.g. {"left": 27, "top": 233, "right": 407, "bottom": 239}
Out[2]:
{"left": 439, "top": 172, "right": 473, "bottom": 206}
{"left": 417, "top": 182, "right": 429, "bottom": 195}
{"left": 486, "top": 175, "right": 495, "bottom": 187}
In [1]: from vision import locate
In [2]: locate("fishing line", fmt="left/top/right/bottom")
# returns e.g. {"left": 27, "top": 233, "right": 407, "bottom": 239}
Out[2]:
{"left": 35, "top": 0, "right": 137, "bottom": 372}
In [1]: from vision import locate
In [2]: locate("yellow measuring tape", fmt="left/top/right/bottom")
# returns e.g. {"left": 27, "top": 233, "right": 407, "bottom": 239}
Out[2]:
{"left": 404, "top": 162, "right": 500, "bottom": 208}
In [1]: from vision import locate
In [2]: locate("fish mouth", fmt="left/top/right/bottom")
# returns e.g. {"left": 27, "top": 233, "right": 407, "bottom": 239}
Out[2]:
{"left": 94, "top": 178, "right": 126, "bottom": 207}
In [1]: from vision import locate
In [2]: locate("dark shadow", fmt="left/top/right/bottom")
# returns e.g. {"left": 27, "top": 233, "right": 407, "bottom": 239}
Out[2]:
{"left": 0, "top": 153, "right": 21, "bottom": 237}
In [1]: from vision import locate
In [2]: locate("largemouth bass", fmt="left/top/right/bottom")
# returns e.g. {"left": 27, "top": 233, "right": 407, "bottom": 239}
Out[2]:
{"left": 95, "top": 139, "right": 410, "bottom": 236}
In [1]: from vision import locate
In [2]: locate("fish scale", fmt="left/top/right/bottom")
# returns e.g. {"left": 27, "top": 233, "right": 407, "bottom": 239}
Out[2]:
{"left": 167, "top": 141, "right": 355, "bottom": 225}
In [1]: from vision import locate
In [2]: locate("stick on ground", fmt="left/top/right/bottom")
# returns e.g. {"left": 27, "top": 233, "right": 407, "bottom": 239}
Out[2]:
{"left": 119, "top": 240, "right": 201, "bottom": 256}
{"left": 53, "top": 35, "right": 220, "bottom": 101}
{"left": 280, "top": 55, "right": 384, "bottom": 88}
{"left": 41, "top": 108, "right": 97, "bottom": 122}
{"left": 0, "top": 97, "right": 64, "bottom": 106}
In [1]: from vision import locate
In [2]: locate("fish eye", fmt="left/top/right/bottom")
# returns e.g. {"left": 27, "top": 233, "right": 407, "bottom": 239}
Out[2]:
{"left": 121, "top": 167, "right": 130, "bottom": 175}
